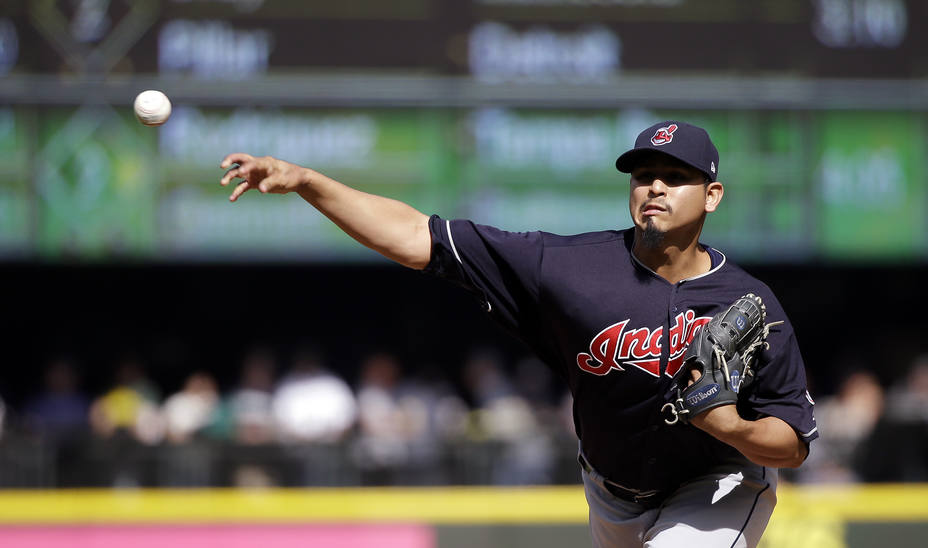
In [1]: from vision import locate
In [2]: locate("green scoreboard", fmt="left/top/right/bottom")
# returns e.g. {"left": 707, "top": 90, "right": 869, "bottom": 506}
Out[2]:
{"left": 2, "top": 0, "right": 926, "bottom": 263}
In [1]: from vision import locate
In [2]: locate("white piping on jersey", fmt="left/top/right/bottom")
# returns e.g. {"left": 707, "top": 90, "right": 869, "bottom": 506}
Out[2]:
{"left": 630, "top": 247, "right": 727, "bottom": 283}
{"left": 446, "top": 219, "right": 463, "bottom": 264}
{"left": 446, "top": 219, "right": 492, "bottom": 312}
{"left": 800, "top": 426, "right": 818, "bottom": 438}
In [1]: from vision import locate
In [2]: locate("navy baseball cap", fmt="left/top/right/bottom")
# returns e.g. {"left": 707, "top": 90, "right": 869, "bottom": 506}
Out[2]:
{"left": 615, "top": 121, "right": 719, "bottom": 181}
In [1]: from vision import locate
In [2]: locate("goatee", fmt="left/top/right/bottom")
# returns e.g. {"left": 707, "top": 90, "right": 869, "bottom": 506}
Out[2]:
{"left": 640, "top": 219, "right": 666, "bottom": 249}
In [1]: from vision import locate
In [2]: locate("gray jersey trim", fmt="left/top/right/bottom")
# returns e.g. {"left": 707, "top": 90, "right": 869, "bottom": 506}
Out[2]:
{"left": 630, "top": 247, "right": 727, "bottom": 282}
{"left": 800, "top": 426, "right": 818, "bottom": 438}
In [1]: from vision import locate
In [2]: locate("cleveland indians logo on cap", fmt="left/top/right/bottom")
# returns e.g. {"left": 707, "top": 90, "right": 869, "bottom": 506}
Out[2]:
{"left": 650, "top": 124, "right": 678, "bottom": 146}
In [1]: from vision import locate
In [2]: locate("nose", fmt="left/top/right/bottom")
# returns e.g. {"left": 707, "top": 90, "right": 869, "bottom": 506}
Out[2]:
{"left": 648, "top": 177, "right": 668, "bottom": 195}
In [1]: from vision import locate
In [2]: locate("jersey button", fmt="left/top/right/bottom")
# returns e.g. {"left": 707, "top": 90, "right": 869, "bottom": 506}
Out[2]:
{"left": 647, "top": 457, "right": 657, "bottom": 465}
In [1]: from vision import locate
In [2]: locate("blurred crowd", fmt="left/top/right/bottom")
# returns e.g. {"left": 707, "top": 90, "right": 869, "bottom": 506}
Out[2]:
{"left": 0, "top": 346, "right": 578, "bottom": 488}
{"left": 793, "top": 354, "right": 928, "bottom": 484}
{"left": 1, "top": 347, "right": 927, "bottom": 487}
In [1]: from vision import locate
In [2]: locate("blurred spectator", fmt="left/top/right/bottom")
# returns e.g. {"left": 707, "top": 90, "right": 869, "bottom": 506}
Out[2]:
{"left": 461, "top": 349, "right": 555, "bottom": 485}
{"left": 88, "top": 357, "right": 163, "bottom": 445}
{"left": 86, "top": 357, "right": 164, "bottom": 487}
{"left": 207, "top": 347, "right": 285, "bottom": 487}
{"left": 884, "top": 354, "right": 928, "bottom": 422}
{"left": 353, "top": 352, "right": 412, "bottom": 476}
{"left": 855, "top": 355, "right": 928, "bottom": 482}
{"left": 513, "top": 356, "right": 570, "bottom": 438}
{"left": 462, "top": 347, "right": 516, "bottom": 409}
{"left": 223, "top": 346, "right": 278, "bottom": 445}
{"left": 272, "top": 346, "right": 357, "bottom": 443}
{"left": 351, "top": 351, "right": 463, "bottom": 484}
{"left": 401, "top": 365, "right": 471, "bottom": 482}
{"left": 22, "top": 357, "right": 91, "bottom": 442}
{"left": 797, "top": 370, "right": 884, "bottom": 483}
{"left": 423, "top": 369, "right": 470, "bottom": 444}
{"left": 161, "top": 371, "right": 221, "bottom": 444}
{"left": 115, "top": 355, "right": 161, "bottom": 402}
{"left": 513, "top": 356, "right": 557, "bottom": 406}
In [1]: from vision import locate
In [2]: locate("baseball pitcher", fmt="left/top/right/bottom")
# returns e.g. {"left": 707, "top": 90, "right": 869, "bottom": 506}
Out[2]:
{"left": 219, "top": 120, "right": 818, "bottom": 548}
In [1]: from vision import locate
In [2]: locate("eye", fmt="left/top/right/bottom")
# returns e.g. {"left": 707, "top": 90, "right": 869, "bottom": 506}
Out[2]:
{"left": 632, "top": 170, "right": 695, "bottom": 185}
{"left": 659, "top": 171, "right": 694, "bottom": 185}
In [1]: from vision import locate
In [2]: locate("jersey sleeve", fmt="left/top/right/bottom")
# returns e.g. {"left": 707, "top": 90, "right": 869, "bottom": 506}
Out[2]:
{"left": 423, "top": 215, "right": 544, "bottom": 339}
{"left": 740, "top": 297, "right": 819, "bottom": 446}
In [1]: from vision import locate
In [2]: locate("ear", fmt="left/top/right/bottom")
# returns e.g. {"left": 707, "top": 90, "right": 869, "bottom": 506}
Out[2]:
{"left": 705, "top": 181, "right": 724, "bottom": 213}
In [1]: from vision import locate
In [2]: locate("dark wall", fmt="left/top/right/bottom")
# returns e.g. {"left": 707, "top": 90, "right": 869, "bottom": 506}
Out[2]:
{"left": 0, "top": 262, "right": 526, "bottom": 406}
{"left": 2, "top": 261, "right": 927, "bottom": 406}
{"left": 752, "top": 263, "right": 928, "bottom": 395}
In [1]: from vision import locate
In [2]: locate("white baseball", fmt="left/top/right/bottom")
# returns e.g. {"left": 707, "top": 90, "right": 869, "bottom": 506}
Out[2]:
{"left": 133, "top": 90, "right": 172, "bottom": 126}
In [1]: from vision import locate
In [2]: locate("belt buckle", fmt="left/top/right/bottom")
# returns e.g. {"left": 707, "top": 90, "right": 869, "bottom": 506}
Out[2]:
{"left": 633, "top": 492, "right": 655, "bottom": 504}
{"left": 607, "top": 482, "right": 659, "bottom": 506}
{"left": 632, "top": 490, "right": 663, "bottom": 509}
{"left": 580, "top": 454, "right": 663, "bottom": 507}
{"left": 604, "top": 480, "right": 643, "bottom": 501}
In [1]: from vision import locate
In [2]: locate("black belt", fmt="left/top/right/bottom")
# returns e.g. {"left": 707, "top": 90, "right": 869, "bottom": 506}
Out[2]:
{"left": 578, "top": 453, "right": 665, "bottom": 509}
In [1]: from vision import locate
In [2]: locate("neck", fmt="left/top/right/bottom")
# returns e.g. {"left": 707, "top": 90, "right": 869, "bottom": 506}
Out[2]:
{"left": 632, "top": 227, "right": 711, "bottom": 284}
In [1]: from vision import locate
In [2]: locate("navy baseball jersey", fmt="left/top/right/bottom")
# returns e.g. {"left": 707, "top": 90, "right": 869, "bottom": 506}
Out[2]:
{"left": 424, "top": 215, "right": 818, "bottom": 494}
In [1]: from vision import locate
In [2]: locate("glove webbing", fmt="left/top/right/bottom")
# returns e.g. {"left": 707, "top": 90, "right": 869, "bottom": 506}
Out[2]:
{"left": 740, "top": 320, "right": 784, "bottom": 368}
{"left": 716, "top": 320, "right": 783, "bottom": 391}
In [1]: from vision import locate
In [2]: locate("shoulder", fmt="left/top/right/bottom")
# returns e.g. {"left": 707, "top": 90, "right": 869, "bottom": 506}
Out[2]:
{"left": 541, "top": 227, "right": 631, "bottom": 248}
{"left": 434, "top": 216, "right": 629, "bottom": 248}
{"left": 718, "top": 259, "right": 775, "bottom": 297}
{"left": 706, "top": 248, "right": 766, "bottom": 289}
{"left": 690, "top": 246, "right": 787, "bottom": 315}
{"left": 710, "top": 254, "right": 792, "bottom": 328}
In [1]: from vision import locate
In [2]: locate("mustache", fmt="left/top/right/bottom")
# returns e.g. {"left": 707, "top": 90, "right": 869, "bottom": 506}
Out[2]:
{"left": 640, "top": 201, "right": 672, "bottom": 214}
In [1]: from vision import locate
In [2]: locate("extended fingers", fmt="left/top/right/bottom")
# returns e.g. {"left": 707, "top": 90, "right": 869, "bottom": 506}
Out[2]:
{"left": 220, "top": 165, "right": 244, "bottom": 186}
{"left": 220, "top": 153, "right": 257, "bottom": 186}
{"left": 229, "top": 180, "right": 253, "bottom": 202}
{"left": 220, "top": 153, "right": 282, "bottom": 200}
{"left": 220, "top": 152, "right": 253, "bottom": 170}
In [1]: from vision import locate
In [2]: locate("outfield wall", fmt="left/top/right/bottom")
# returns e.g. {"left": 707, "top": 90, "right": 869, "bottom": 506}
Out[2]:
{"left": 0, "top": 485, "right": 926, "bottom": 548}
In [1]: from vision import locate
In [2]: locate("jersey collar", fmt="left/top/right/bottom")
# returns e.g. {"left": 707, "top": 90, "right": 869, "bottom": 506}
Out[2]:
{"left": 630, "top": 245, "right": 727, "bottom": 284}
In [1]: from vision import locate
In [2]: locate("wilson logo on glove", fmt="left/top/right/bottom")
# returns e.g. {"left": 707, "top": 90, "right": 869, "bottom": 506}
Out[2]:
{"left": 686, "top": 384, "right": 720, "bottom": 407}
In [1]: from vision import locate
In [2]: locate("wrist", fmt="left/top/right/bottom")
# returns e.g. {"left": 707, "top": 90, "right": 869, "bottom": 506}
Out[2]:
{"left": 298, "top": 167, "right": 317, "bottom": 190}
{"left": 295, "top": 167, "right": 321, "bottom": 198}
{"left": 692, "top": 404, "right": 744, "bottom": 439}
